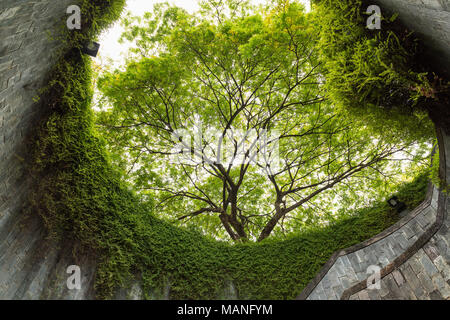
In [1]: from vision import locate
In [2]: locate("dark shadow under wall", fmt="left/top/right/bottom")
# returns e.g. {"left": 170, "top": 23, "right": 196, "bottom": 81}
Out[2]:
{"left": 375, "top": 0, "right": 450, "bottom": 77}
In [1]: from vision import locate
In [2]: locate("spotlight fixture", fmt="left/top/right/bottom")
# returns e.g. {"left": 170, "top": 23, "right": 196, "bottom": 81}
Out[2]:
{"left": 81, "top": 41, "right": 100, "bottom": 57}
{"left": 387, "top": 196, "right": 406, "bottom": 213}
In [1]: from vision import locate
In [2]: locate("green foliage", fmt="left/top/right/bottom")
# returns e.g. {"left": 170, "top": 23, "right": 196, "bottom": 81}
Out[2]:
{"left": 28, "top": 0, "right": 432, "bottom": 300}
{"left": 97, "top": 1, "right": 431, "bottom": 242}
{"left": 311, "top": 0, "right": 436, "bottom": 140}
{"left": 66, "top": 0, "right": 127, "bottom": 48}
{"left": 391, "top": 171, "right": 430, "bottom": 209}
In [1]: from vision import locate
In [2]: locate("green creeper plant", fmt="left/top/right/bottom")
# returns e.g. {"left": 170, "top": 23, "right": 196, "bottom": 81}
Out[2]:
{"left": 28, "top": 0, "right": 434, "bottom": 299}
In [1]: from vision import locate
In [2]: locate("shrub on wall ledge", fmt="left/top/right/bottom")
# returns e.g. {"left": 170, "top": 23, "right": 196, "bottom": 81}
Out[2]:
{"left": 311, "top": 0, "right": 448, "bottom": 138}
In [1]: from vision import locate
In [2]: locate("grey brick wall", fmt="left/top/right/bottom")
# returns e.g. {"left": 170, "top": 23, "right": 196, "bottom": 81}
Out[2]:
{"left": 302, "top": 185, "right": 444, "bottom": 300}
{"left": 300, "top": 132, "right": 450, "bottom": 301}
{"left": 348, "top": 131, "right": 450, "bottom": 300}
{"left": 0, "top": 0, "right": 100, "bottom": 299}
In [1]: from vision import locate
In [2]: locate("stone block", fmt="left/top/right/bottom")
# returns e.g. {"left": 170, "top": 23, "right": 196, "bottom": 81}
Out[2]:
{"left": 402, "top": 265, "right": 426, "bottom": 298}
{"left": 393, "top": 232, "right": 409, "bottom": 250}
{"left": 408, "top": 220, "right": 424, "bottom": 237}
{"left": 358, "top": 290, "right": 370, "bottom": 300}
{"left": 417, "top": 272, "right": 436, "bottom": 293}
{"left": 399, "top": 281, "right": 418, "bottom": 300}
{"left": 392, "top": 269, "right": 405, "bottom": 287}
{"left": 429, "top": 290, "right": 444, "bottom": 300}
{"left": 409, "top": 255, "right": 425, "bottom": 275}
{"left": 420, "top": 253, "right": 439, "bottom": 277}
{"left": 433, "top": 255, "right": 450, "bottom": 281}
{"left": 401, "top": 225, "right": 416, "bottom": 240}
{"left": 384, "top": 275, "right": 403, "bottom": 300}
{"left": 423, "top": 242, "right": 440, "bottom": 261}
{"left": 431, "top": 274, "right": 450, "bottom": 299}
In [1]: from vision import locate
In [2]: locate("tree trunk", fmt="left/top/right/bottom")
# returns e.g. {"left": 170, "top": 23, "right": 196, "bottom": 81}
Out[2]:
{"left": 219, "top": 214, "right": 239, "bottom": 241}
{"left": 229, "top": 190, "right": 247, "bottom": 240}
{"left": 258, "top": 201, "right": 283, "bottom": 242}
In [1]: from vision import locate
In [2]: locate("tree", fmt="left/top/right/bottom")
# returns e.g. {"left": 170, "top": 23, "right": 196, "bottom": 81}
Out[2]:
{"left": 96, "top": 0, "right": 430, "bottom": 242}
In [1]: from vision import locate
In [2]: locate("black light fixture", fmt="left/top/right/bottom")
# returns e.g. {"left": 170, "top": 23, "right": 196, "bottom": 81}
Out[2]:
{"left": 81, "top": 41, "right": 100, "bottom": 57}
{"left": 387, "top": 196, "right": 406, "bottom": 213}
{"left": 388, "top": 196, "right": 398, "bottom": 207}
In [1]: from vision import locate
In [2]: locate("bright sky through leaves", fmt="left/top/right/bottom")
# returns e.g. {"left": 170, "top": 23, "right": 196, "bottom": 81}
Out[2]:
{"left": 95, "top": 0, "right": 430, "bottom": 241}
{"left": 98, "top": 0, "right": 311, "bottom": 68}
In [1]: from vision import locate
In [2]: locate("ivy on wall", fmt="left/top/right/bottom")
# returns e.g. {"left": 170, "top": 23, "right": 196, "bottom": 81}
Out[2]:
{"left": 28, "top": 0, "right": 430, "bottom": 299}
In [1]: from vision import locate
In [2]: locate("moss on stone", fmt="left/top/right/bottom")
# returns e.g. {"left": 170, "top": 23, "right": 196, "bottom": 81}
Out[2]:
{"left": 28, "top": 0, "right": 431, "bottom": 300}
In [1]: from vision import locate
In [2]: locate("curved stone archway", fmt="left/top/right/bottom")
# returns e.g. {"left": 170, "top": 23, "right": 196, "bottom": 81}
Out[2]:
{"left": 0, "top": 0, "right": 98, "bottom": 299}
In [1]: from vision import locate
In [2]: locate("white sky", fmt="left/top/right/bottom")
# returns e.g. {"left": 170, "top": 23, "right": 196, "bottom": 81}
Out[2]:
{"left": 97, "top": 0, "right": 310, "bottom": 69}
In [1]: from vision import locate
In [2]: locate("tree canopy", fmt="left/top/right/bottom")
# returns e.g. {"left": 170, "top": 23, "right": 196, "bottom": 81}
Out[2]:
{"left": 96, "top": 0, "right": 432, "bottom": 242}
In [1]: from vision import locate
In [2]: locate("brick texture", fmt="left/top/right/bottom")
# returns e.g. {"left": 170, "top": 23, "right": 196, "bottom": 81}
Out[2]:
{"left": 0, "top": 0, "right": 99, "bottom": 299}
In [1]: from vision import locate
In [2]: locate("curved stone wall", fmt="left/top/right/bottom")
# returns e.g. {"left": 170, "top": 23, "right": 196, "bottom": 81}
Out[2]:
{"left": 374, "top": 0, "right": 450, "bottom": 77}
{"left": 0, "top": 0, "right": 449, "bottom": 300}
{"left": 297, "top": 183, "right": 440, "bottom": 299}
{"left": 0, "top": 0, "right": 99, "bottom": 299}
{"left": 345, "top": 130, "right": 450, "bottom": 300}
{"left": 296, "top": 0, "right": 450, "bottom": 300}
{"left": 298, "top": 134, "right": 449, "bottom": 299}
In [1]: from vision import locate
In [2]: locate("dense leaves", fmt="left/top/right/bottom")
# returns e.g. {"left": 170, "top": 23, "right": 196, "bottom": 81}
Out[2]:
{"left": 311, "top": 0, "right": 441, "bottom": 139}
{"left": 29, "top": 0, "right": 435, "bottom": 299}
{"left": 97, "top": 0, "right": 432, "bottom": 242}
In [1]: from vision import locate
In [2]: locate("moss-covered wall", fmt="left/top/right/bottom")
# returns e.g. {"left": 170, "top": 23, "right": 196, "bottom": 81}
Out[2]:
{"left": 374, "top": 0, "right": 450, "bottom": 77}
{"left": 0, "top": 0, "right": 445, "bottom": 300}
{"left": 0, "top": 0, "right": 93, "bottom": 299}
